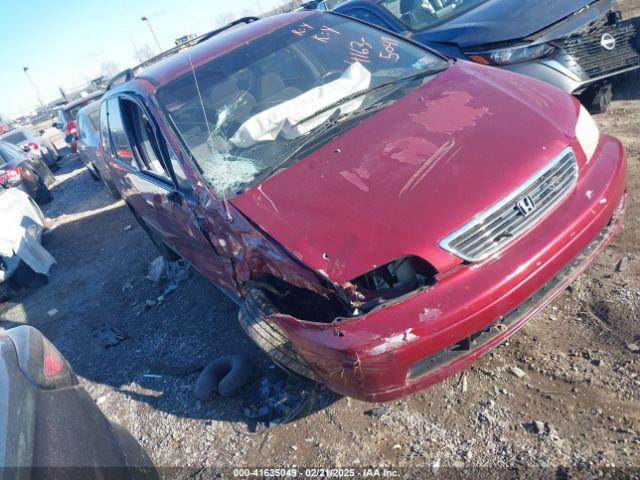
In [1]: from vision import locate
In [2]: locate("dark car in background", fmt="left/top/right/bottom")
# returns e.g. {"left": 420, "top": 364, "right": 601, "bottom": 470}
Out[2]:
{"left": 0, "top": 141, "right": 54, "bottom": 205}
{"left": 98, "top": 12, "right": 626, "bottom": 401}
{"left": 0, "top": 126, "right": 61, "bottom": 170}
{"left": 76, "top": 102, "right": 120, "bottom": 198}
{"left": 0, "top": 326, "right": 157, "bottom": 479}
{"left": 298, "top": 0, "right": 350, "bottom": 10}
{"left": 334, "top": 0, "right": 640, "bottom": 112}
{"left": 54, "top": 90, "right": 104, "bottom": 153}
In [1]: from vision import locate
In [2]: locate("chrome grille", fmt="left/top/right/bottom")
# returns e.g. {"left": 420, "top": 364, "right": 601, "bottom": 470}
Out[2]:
{"left": 440, "top": 147, "right": 578, "bottom": 263}
{"left": 553, "top": 18, "right": 640, "bottom": 79}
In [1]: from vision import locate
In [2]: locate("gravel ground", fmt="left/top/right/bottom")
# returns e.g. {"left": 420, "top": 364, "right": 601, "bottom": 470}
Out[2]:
{"left": 2, "top": 6, "right": 640, "bottom": 477}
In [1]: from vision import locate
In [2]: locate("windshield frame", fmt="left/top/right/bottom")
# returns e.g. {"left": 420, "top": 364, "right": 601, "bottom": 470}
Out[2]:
{"left": 151, "top": 11, "right": 453, "bottom": 199}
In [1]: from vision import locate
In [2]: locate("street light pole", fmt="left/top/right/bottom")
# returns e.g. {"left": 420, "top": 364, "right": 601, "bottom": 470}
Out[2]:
{"left": 22, "top": 67, "right": 45, "bottom": 108}
{"left": 141, "top": 16, "right": 163, "bottom": 53}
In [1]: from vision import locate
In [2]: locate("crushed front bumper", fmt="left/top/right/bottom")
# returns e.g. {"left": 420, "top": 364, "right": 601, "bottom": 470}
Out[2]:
{"left": 273, "top": 135, "right": 627, "bottom": 402}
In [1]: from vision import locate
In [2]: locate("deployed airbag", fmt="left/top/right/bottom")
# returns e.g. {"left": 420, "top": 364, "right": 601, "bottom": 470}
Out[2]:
{"left": 230, "top": 62, "right": 372, "bottom": 148}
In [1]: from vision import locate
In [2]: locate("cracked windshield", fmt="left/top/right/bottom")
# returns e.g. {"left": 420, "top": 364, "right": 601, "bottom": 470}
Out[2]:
{"left": 156, "top": 14, "right": 447, "bottom": 197}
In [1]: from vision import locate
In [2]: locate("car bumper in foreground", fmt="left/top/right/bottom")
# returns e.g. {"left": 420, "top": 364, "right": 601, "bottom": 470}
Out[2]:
{"left": 273, "top": 135, "right": 627, "bottom": 402}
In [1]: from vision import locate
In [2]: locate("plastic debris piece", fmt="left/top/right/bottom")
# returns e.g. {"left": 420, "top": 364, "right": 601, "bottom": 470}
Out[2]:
{"left": 94, "top": 324, "right": 127, "bottom": 348}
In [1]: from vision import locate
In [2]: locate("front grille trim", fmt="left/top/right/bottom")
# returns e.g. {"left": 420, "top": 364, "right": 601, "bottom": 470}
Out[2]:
{"left": 440, "top": 147, "right": 578, "bottom": 263}
{"left": 552, "top": 18, "right": 640, "bottom": 79}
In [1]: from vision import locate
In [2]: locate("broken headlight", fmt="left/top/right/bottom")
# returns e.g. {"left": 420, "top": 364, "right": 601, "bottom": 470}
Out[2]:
{"left": 345, "top": 256, "right": 437, "bottom": 314}
{"left": 466, "top": 44, "right": 555, "bottom": 66}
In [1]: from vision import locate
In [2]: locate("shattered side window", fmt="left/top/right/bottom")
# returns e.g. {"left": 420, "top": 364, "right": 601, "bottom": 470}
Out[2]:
{"left": 156, "top": 14, "right": 447, "bottom": 198}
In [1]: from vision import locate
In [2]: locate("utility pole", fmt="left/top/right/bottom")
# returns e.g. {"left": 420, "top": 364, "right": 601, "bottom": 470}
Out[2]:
{"left": 141, "top": 16, "right": 163, "bottom": 53}
{"left": 22, "top": 67, "right": 45, "bottom": 108}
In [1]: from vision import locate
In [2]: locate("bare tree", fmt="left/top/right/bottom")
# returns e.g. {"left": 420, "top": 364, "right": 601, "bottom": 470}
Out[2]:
{"left": 216, "top": 12, "right": 236, "bottom": 27}
{"left": 100, "top": 61, "right": 120, "bottom": 78}
{"left": 134, "top": 44, "right": 156, "bottom": 63}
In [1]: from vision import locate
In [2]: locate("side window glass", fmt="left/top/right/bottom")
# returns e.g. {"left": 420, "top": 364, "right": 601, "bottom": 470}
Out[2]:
{"left": 0, "top": 144, "right": 19, "bottom": 159}
{"left": 0, "top": 146, "right": 10, "bottom": 163}
{"left": 107, "top": 98, "right": 136, "bottom": 167}
{"left": 345, "top": 9, "right": 393, "bottom": 29}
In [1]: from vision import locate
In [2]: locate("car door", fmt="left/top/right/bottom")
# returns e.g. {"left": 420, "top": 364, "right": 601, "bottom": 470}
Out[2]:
{"left": 104, "top": 95, "right": 237, "bottom": 294}
{"left": 83, "top": 109, "right": 102, "bottom": 170}
{"left": 76, "top": 113, "right": 90, "bottom": 166}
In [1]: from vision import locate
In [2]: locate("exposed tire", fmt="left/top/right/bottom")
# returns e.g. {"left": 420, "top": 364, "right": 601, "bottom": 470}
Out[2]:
{"left": 44, "top": 152, "right": 60, "bottom": 171}
{"left": 35, "top": 176, "right": 53, "bottom": 205}
{"left": 47, "top": 142, "right": 61, "bottom": 160}
{"left": 581, "top": 83, "right": 613, "bottom": 114}
{"left": 238, "top": 288, "right": 320, "bottom": 382}
{"left": 27, "top": 196, "right": 48, "bottom": 230}
{"left": 87, "top": 163, "right": 100, "bottom": 181}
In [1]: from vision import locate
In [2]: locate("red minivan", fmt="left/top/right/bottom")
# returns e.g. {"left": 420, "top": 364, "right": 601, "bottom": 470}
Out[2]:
{"left": 99, "top": 12, "right": 627, "bottom": 401}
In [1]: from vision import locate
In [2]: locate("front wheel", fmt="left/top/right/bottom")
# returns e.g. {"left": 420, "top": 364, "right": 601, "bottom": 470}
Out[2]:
{"left": 238, "top": 288, "right": 320, "bottom": 381}
{"left": 35, "top": 176, "right": 53, "bottom": 205}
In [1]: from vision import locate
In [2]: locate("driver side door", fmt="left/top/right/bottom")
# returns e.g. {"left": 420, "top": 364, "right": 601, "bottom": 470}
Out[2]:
{"left": 105, "top": 95, "right": 237, "bottom": 294}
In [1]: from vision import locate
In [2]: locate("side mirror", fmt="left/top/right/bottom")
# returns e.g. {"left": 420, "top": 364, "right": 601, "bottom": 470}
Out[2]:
{"left": 65, "top": 134, "right": 77, "bottom": 144}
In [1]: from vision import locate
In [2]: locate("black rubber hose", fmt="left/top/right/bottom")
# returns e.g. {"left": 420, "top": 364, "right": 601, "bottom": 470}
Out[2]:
{"left": 194, "top": 355, "right": 252, "bottom": 400}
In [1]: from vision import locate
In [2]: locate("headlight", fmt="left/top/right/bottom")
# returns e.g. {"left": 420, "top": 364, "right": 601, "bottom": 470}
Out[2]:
{"left": 467, "top": 44, "right": 555, "bottom": 66}
{"left": 575, "top": 104, "right": 600, "bottom": 163}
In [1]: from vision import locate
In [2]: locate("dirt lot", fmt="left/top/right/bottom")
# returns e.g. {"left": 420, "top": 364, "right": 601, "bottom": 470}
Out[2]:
{"left": 2, "top": 6, "right": 640, "bottom": 477}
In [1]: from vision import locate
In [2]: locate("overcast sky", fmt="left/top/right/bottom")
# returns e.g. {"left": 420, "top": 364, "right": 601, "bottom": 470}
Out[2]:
{"left": 0, "top": 0, "right": 286, "bottom": 118}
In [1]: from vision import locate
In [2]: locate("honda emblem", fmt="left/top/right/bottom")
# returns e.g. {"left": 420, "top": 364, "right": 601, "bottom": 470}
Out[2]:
{"left": 516, "top": 196, "right": 537, "bottom": 217}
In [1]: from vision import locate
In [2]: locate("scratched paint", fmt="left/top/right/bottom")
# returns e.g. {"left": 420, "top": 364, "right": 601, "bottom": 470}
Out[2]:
{"left": 382, "top": 137, "right": 437, "bottom": 164}
{"left": 419, "top": 307, "right": 441, "bottom": 322}
{"left": 257, "top": 184, "right": 279, "bottom": 213}
{"left": 340, "top": 170, "right": 370, "bottom": 192}
{"left": 398, "top": 139, "right": 460, "bottom": 198}
{"left": 369, "top": 328, "right": 418, "bottom": 355}
{"left": 410, "top": 90, "right": 490, "bottom": 135}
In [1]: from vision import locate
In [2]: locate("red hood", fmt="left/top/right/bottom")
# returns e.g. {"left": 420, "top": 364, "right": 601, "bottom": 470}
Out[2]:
{"left": 231, "top": 61, "right": 583, "bottom": 284}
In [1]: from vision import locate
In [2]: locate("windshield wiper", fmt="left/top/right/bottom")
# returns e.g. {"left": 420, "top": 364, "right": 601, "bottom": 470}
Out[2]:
{"left": 251, "top": 108, "right": 345, "bottom": 185}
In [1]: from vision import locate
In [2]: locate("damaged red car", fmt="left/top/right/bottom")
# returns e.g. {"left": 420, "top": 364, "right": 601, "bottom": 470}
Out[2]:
{"left": 100, "top": 11, "right": 627, "bottom": 402}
